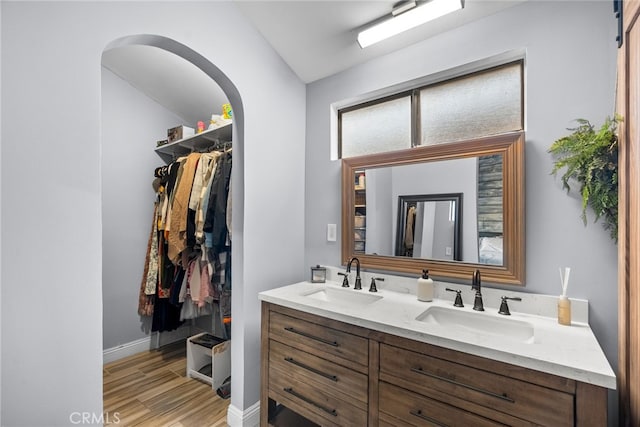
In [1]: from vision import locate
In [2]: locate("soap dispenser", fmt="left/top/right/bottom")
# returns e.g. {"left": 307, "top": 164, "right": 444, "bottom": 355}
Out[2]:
{"left": 417, "top": 269, "right": 434, "bottom": 302}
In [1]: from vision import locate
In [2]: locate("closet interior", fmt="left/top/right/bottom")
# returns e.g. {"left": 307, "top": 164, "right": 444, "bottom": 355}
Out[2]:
{"left": 138, "top": 120, "right": 233, "bottom": 396}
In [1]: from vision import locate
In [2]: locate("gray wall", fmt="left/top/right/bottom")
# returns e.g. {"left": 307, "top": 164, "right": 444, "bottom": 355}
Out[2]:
{"left": 101, "top": 67, "right": 185, "bottom": 350}
{"left": 305, "top": 0, "right": 618, "bottom": 417}
{"left": 1, "top": 2, "right": 305, "bottom": 425}
{"left": 364, "top": 168, "right": 393, "bottom": 255}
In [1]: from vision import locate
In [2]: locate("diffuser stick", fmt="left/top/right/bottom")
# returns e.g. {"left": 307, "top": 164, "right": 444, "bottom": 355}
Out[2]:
{"left": 559, "top": 267, "right": 571, "bottom": 296}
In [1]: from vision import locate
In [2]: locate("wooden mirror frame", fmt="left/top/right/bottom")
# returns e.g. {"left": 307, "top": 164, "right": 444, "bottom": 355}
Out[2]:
{"left": 341, "top": 131, "right": 525, "bottom": 286}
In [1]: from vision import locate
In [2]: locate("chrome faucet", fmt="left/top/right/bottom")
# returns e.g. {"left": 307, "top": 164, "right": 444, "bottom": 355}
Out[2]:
{"left": 471, "top": 269, "right": 484, "bottom": 311}
{"left": 346, "top": 257, "right": 362, "bottom": 290}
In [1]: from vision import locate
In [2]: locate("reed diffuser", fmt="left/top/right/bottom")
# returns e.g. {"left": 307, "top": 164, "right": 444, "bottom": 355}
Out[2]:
{"left": 558, "top": 267, "right": 572, "bottom": 326}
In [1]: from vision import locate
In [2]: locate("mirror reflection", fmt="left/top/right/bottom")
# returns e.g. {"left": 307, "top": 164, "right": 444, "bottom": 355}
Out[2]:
{"left": 341, "top": 132, "right": 525, "bottom": 285}
{"left": 358, "top": 155, "right": 503, "bottom": 265}
{"left": 395, "top": 194, "right": 462, "bottom": 261}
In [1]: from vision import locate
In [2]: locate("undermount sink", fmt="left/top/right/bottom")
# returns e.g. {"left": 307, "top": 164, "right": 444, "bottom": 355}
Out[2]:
{"left": 416, "top": 306, "right": 535, "bottom": 343}
{"left": 303, "top": 287, "right": 383, "bottom": 306}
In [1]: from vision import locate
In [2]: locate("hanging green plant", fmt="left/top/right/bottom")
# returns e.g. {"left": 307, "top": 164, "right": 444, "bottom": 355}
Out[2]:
{"left": 549, "top": 116, "right": 621, "bottom": 242}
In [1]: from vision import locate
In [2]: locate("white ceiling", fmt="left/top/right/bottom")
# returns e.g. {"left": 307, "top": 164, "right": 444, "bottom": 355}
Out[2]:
{"left": 102, "top": 0, "right": 524, "bottom": 125}
{"left": 236, "top": 0, "right": 524, "bottom": 83}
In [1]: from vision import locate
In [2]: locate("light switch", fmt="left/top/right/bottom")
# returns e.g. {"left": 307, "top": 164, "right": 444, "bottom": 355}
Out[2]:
{"left": 327, "top": 224, "right": 337, "bottom": 242}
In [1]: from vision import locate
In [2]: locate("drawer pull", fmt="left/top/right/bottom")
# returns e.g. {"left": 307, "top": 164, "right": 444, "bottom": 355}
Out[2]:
{"left": 285, "top": 357, "right": 338, "bottom": 382}
{"left": 410, "top": 367, "right": 515, "bottom": 403}
{"left": 283, "top": 387, "right": 338, "bottom": 417}
{"left": 410, "top": 409, "right": 448, "bottom": 427}
{"left": 284, "top": 327, "right": 339, "bottom": 347}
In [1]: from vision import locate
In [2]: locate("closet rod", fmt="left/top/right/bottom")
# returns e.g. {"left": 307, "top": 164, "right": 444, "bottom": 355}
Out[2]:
{"left": 154, "top": 140, "right": 232, "bottom": 177}
{"left": 202, "top": 139, "right": 232, "bottom": 153}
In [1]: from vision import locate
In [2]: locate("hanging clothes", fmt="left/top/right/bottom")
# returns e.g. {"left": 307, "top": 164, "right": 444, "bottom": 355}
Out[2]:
{"left": 167, "top": 152, "right": 201, "bottom": 263}
{"left": 203, "top": 150, "right": 233, "bottom": 339}
{"left": 140, "top": 144, "right": 232, "bottom": 334}
{"left": 204, "top": 150, "right": 232, "bottom": 252}
{"left": 144, "top": 204, "right": 160, "bottom": 296}
{"left": 405, "top": 205, "right": 416, "bottom": 257}
{"left": 190, "top": 152, "right": 222, "bottom": 249}
{"left": 138, "top": 203, "right": 158, "bottom": 317}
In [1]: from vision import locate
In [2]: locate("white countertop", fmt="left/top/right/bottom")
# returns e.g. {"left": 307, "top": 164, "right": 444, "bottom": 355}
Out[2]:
{"left": 259, "top": 271, "right": 616, "bottom": 390}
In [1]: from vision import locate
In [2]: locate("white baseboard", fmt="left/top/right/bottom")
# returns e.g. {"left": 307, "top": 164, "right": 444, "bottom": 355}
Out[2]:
{"left": 103, "top": 326, "right": 195, "bottom": 364}
{"left": 227, "top": 401, "right": 260, "bottom": 427}
{"left": 103, "top": 336, "right": 151, "bottom": 364}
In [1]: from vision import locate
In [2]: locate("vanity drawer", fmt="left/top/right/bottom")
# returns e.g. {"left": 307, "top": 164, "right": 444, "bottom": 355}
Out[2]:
{"left": 379, "top": 382, "right": 503, "bottom": 427}
{"left": 269, "top": 311, "right": 368, "bottom": 367}
{"left": 379, "top": 343, "right": 574, "bottom": 426}
{"left": 269, "top": 339, "right": 368, "bottom": 404}
{"left": 269, "top": 367, "right": 367, "bottom": 427}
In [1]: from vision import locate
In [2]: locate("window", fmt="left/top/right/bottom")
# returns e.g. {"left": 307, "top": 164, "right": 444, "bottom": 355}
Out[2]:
{"left": 340, "top": 94, "right": 412, "bottom": 158}
{"left": 339, "top": 61, "right": 523, "bottom": 158}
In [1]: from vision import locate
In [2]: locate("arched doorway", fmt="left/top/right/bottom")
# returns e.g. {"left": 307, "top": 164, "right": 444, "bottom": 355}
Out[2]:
{"left": 101, "top": 34, "right": 243, "bottom": 424}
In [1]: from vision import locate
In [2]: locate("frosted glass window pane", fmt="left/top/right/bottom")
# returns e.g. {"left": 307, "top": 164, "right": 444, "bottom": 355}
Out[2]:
{"left": 341, "top": 96, "right": 411, "bottom": 158}
{"left": 420, "top": 63, "right": 522, "bottom": 146}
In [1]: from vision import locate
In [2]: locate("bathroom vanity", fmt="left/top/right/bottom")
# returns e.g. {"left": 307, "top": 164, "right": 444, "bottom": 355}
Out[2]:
{"left": 259, "top": 277, "right": 615, "bottom": 426}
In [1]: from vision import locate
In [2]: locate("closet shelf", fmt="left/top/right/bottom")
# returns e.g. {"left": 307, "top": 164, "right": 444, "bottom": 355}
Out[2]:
{"left": 155, "top": 123, "right": 232, "bottom": 161}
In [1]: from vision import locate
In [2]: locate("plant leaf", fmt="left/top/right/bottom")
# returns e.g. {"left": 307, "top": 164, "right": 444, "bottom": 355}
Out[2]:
{"left": 549, "top": 116, "right": 621, "bottom": 241}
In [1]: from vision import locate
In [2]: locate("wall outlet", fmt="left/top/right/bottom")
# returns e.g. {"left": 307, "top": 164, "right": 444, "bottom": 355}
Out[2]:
{"left": 445, "top": 246, "right": 452, "bottom": 256}
{"left": 327, "top": 224, "right": 337, "bottom": 242}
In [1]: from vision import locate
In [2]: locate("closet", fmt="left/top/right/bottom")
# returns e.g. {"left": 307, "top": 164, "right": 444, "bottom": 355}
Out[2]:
{"left": 138, "top": 122, "right": 233, "bottom": 392}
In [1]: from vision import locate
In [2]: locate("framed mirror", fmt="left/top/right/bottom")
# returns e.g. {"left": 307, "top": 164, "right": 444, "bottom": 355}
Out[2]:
{"left": 395, "top": 193, "right": 462, "bottom": 261}
{"left": 342, "top": 132, "right": 525, "bottom": 285}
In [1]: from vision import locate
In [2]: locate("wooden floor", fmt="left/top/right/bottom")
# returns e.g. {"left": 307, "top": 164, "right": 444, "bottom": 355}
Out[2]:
{"left": 103, "top": 340, "right": 230, "bottom": 427}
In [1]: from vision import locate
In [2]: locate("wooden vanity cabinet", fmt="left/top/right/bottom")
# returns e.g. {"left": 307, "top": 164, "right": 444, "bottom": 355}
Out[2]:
{"left": 261, "top": 303, "right": 375, "bottom": 426}
{"left": 261, "top": 302, "right": 608, "bottom": 426}
{"left": 377, "top": 334, "right": 600, "bottom": 426}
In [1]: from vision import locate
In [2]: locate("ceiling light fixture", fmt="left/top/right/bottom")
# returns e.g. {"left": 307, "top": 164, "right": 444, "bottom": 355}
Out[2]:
{"left": 357, "top": 0, "right": 465, "bottom": 49}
